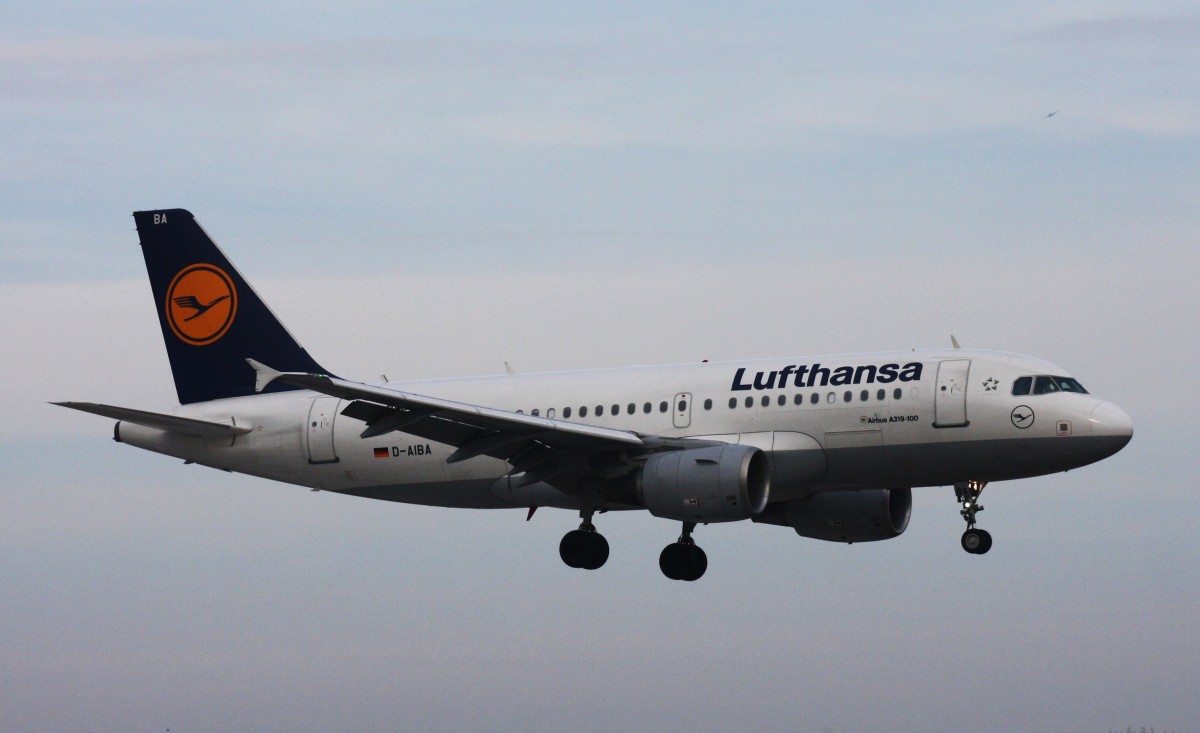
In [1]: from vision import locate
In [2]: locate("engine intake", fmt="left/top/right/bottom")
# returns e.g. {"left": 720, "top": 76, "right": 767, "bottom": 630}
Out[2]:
{"left": 637, "top": 444, "right": 770, "bottom": 522}
{"left": 755, "top": 488, "right": 912, "bottom": 543}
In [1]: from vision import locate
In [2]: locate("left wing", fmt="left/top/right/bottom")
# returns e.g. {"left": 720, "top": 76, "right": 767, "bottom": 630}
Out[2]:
{"left": 247, "top": 360, "right": 706, "bottom": 490}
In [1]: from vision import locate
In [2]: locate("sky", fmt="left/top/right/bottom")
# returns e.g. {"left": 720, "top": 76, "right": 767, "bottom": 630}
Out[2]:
{"left": 2, "top": 2, "right": 1198, "bottom": 732}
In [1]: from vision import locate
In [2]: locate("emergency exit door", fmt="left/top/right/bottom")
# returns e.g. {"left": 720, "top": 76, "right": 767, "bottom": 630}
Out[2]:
{"left": 306, "top": 397, "right": 341, "bottom": 463}
{"left": 933, "top": 359, "right": 970, "bottom": 428}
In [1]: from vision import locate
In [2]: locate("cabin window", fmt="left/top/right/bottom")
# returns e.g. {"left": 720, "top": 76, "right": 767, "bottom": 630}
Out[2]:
{"left": 745, "top": 396, "right": 754, "bottom": 408}
{"left": 579, "top": 406, "right": 588, "bottom": 418}
{"left": 627, "top": 403, "right": 635, "bottom": 415}
{"left": 660, "top": 400, "right": 669, "bottom": 413}
{"left": 759, "top": 395, "right": 768, "bottom": 407}
{"left": 826, "top": 392, "right": 836, "bottom": 404}
{"left": 877, "top": 389, "right": 885, "bottom": 400}
{"left": 703, "top": 398, "right": 712, "bottom": 410}
{"left": 794, "top": 394, "right": 803, "bottom": 405}
{"left": 547, "top": 408, "right": 556, "bottom": 419}
{"left": 531, "top": 409, "right": 540, "bottom": 416}
{"left": 1012, "top": 376, "right": 1032, "bottom": 395}
{"left": 595, "top": 405, "right": 603, "bottom": 416}
{"left": 612, "top": 404, "right": 620, "bottom": 415}
{"left": 778, "top": 394, "right": 787, "bottom": 406}
{"left": 811, "top": 393, "right": 820, "bottom": 405}
{"left": 563, "top": 407, "right": 572, "bottom": 418}
{"left": 860, "top": 390, "right": 869, "bottom": 401}
{"left": 843, "top": 391, "right": 852, "bottom": 403}
{"left": 643, "top": 402, "right": 651, "bottom": 414}
{"left": 893, "top": 388, "right": 902, "bottom": 400}
{"left": 729, "top": 397, "right": 737, "bottom": 409}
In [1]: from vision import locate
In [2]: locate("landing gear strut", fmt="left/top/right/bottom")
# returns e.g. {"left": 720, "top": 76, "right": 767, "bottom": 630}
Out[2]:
{"left": 659, "top": 521, "right": 707, "bottom": 581}
{"left": 559, "top": 506, "right": 609, "bottom": 570}
{"left": 955, "top": 480, "right": 992, "bottom": 555}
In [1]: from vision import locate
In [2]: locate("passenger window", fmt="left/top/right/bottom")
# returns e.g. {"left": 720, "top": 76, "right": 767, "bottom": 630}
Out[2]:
{"left": 627, "top": 403, "right": 635, "bottom": 415}
{"left": 811, "top": 393, "right": 819, "bottom": 405}
{"left": 877, "top": 389, "right": 885, "bottom": 400}
{"left": 660, "top": 401, "right": 669, "bottom": 413}
{"left": 1012, "top": 376, "right": 1032, "bottom": 396}
{"left": 745, "top": 396, "right": 753, "bottom": 408}
{"left": 843, "top": 391, "right": 852, "bottom": 403}
{"left": 703, "top": 398, "right": 712, "bottom": 410}
{"left": 547, "top": 408, "right": 556, "bottom": 419}
{"left": 643, "top": 402, "right": 651, "bottom": 414}
{"left": 1033, "top": 376, "right": 1059, "bottom": 395}
{"left": 893, "top": 388, "right": 902, "bottom": 400}
{"left": 532, "top": 409, "right": 540, "bottom": 417}
{"left": 563, "top": 407, "right": 572, "bottom": 418}
{"left": 860, "top": 390, "right": 869, "bottom": 401}
{"left": 612, "top": 404, "right": 619, "bottom": 415}
{"left": 596, "top": 405, "right": 604, "bottom": 416}
{"left": 759, "top": 395, "right": 768, "bottom": 407}
{"left": 794, "top": 394, "right": 803, "bottom": 405}
{"left": 580, "top": 406, "right": 588, "bottom": 418}
{"left": 778, "top": 394, "right": 787, "bottom": 406}
{"left": 729, "top": 397, "right": 737, "bottom": 409}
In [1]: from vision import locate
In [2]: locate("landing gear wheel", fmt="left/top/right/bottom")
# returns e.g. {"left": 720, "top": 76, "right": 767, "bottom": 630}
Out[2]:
{"left": 961, "top": 528, "right": 993, "bottom": 555}
{"left": 659, "top": 542, "right": 707, "bottom": 581}
{"left": 559, "top": 529, "right": 609, "bottom": 570}
{"left": 955, "top": 481, "right": 993, "bottom": 555}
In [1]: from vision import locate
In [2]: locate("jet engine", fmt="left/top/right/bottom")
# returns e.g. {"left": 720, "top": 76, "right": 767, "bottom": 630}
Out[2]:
{"left": 754, "top": 488, "right": 912, "bottom": 543}
{"left": 637, "top": 444, "right": 770, "bottom": 522}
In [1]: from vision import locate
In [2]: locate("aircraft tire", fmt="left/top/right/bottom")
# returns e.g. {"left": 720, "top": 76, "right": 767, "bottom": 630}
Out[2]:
{"left": 961, "top": 528, "right": 993, "bottom": 555}
{"left": 659, "top": 542, "right": 707, "bottom": 581}
{"left": 560, "top": 529, "right": 608, "bottom": 570}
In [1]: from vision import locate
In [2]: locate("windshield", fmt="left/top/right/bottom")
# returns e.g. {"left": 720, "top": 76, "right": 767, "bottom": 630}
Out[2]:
{"left": 1014, "top": 375, "right": 1088, "bottom": 396}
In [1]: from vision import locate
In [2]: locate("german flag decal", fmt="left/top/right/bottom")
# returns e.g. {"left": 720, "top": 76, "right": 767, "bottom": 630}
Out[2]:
{"left": 373, "top": 447, "right": 390, "bottom": 459}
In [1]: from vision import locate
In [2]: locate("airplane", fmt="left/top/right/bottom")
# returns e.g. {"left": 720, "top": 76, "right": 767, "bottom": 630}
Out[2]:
{"left": 57, "top": 209, "right": 1134, "bottom": 581}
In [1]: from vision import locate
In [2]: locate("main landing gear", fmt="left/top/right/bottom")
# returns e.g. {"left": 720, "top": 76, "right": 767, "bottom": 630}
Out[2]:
{"left": 559, "top": 507, "right": 609, "bottom": 570}
{"left": 659, "top": 521, "right": 707, "bottom": 581}
{"left": 956, "top": 480, "right": 992, "bottom": 555}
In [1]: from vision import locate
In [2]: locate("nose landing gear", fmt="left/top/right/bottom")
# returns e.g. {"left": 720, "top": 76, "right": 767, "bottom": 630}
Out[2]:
{"left": 956, "top": 480, "right": 992, "bottom": 555}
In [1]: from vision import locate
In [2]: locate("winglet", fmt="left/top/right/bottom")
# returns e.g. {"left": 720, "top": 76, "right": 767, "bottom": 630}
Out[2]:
{"left": 246, "top": 358, "right": 283, "bottom": 393}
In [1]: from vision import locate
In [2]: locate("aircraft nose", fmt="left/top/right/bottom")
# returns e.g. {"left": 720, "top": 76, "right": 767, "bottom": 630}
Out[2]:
{"left": 1089, "top": 401, "right": 1134, "bottom": 446}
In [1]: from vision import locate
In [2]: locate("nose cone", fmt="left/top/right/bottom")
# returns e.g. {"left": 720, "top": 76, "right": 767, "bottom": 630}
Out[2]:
{"left": 1090, "top": 401, "right": 1134, "bottom": 451}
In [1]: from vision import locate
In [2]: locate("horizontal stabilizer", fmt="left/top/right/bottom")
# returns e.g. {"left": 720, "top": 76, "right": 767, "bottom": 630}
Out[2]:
{"left": 53, "top": 401, "right": 252, "bottom": 437}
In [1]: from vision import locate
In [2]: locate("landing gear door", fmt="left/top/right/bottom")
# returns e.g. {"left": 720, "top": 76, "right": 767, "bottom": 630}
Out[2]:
{"left": 933, "top": 359, "right": 970, "bottom": 428}
{"left": 672, "top": 392, "right": 692, "bottom": 429}
{"left": 306, "top": 397, "right": 340, "bottom": 464}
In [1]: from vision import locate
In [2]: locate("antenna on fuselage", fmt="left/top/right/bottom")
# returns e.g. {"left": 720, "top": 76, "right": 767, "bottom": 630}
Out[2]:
{"left": 951, "top": 335, "right": 962, "bottom": 349}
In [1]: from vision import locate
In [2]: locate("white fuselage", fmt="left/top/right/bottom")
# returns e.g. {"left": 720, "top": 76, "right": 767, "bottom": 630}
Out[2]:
{"left": 116, "top": 348, "right": 1132, "bottom": 511}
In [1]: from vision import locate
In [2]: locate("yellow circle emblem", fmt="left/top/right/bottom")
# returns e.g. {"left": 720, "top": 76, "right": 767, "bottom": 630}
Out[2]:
{"left": 165, "top": 264, "right": 238, "bottom": 346}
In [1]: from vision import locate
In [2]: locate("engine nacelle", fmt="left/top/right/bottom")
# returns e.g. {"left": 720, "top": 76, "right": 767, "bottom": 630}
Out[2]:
{"left": 755, "top": 488, "right": 912, "bottom": 543}
{"left": 637, "top": 444, "right": 770, "bottom": 522}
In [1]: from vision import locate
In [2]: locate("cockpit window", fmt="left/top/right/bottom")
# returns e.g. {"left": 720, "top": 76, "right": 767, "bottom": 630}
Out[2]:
{"left": 1018, "top": 375, "right": 1089, "bottom": 396}
{"left": 1033, "top": 376, "right": 1060, "bottom": 394}
{"left": 1053, "top": 376, "right": 1088, "bottom": 394}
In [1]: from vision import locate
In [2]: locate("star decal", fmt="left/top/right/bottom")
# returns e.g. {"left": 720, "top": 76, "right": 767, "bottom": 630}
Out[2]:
{"left": 983, "top": 378, "right": 999, "bottom": 392}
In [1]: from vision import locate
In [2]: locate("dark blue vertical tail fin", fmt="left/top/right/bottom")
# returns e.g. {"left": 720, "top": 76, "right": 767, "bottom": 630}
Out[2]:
{"left": 134, "top": 209, "right": 330, "bottom": 404}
